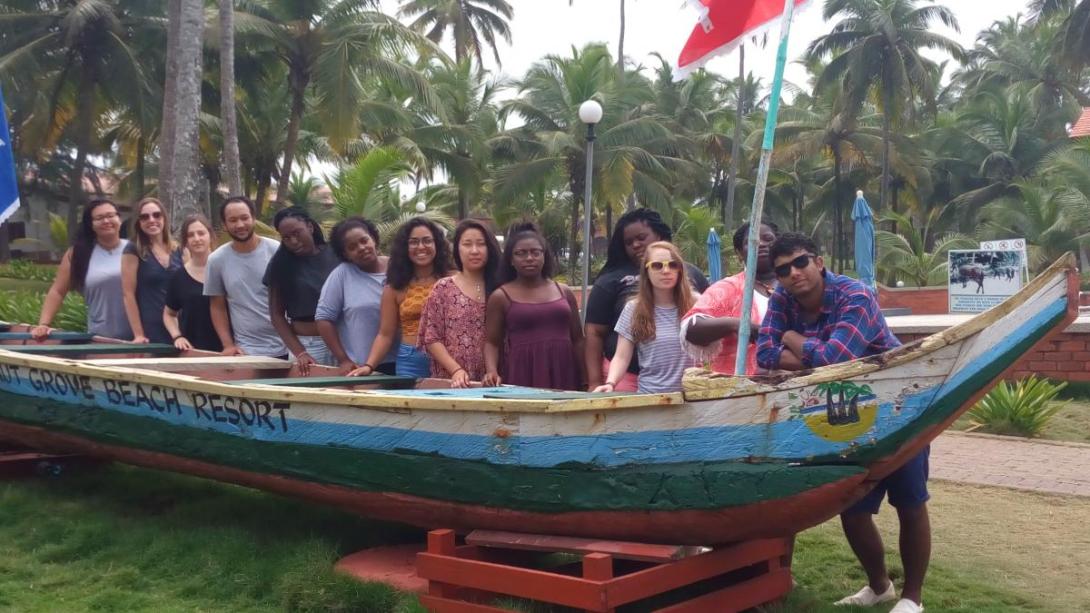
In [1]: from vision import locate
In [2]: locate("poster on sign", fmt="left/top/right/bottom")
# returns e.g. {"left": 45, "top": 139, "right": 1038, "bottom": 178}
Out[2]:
{"left": 980, "top": 238, "right": 1028, "bottom": 282}
{"left": 948, "top": 250, "right": 1025, "bottom": 313}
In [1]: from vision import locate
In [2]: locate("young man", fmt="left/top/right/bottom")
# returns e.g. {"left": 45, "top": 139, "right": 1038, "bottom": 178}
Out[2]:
{"left": 756, "top": 233, "right": 929, "bottom": 613}
{"left": 680, "top": 220, "right": 779, "bottom": 374}
{"left": 204, "top": 196, "right": 287, "bottom": 358}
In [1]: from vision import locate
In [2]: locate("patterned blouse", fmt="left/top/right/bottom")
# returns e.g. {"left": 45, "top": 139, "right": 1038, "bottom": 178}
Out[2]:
{"left": 418, "top": 276, "right": 487, "bottom": 380}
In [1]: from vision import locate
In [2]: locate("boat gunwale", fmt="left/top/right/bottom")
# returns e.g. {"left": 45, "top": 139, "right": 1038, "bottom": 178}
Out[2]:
{"left": 0, "top": 254, "right": 1076, "bottom": 414}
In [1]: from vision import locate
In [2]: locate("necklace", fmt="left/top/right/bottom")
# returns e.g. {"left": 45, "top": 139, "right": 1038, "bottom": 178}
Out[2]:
{"left": 755, "top": 278, "right": 775, "bottom": 294}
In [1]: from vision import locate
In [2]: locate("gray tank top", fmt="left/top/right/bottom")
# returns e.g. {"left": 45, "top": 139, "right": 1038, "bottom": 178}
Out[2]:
{"left": 83, "top": 240, "right": 133, "bottom": 340}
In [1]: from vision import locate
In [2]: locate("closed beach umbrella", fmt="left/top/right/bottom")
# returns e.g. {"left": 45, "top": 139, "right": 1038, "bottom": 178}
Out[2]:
{"left": 706, "top": 228, "right": 722, "bottom": 282}
{"left": 851, "top": 190, "right": 876, "bottom": 289}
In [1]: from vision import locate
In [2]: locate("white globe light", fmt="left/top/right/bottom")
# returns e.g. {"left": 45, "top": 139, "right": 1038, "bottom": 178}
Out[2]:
{"left": 579, "top": 99, "right": 603, "bottom": 125}
{"left": 415, "top": 202, "right": 426, "bottom": 213}
{"left": 896, "top": 280, "right": 905, "bottom": 288}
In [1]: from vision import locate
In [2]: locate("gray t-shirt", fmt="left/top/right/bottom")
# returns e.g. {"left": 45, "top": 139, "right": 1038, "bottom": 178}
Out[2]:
{"left": 204, "top": 237, "right": 286, "bottom": 357}
{"left": 615, "top": 301, "right": 694, "bottom": 394}
{"left": 84, "top": 240, "right": 133, "bottom": 340}
{"left": 315, "top": 262, "right": 398, "bottom": 366}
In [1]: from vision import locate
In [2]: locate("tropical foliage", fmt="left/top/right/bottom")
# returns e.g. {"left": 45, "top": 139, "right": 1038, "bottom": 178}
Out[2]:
{"left": 1, "top": 0, "right": 1088, "bottom": 284}
{"left": 968, "top": 375, "right": 1070, "bottom": 437}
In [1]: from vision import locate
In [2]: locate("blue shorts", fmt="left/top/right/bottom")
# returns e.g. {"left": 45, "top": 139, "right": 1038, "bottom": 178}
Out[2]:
{"left": 845, "top": 447, "right": 930, "bottom": 514}
{"left": 396, "top": 343, "right": 430, "bottom": 378}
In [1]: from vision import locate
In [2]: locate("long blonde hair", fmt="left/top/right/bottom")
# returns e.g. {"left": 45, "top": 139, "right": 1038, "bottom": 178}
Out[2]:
{"left": 131, "top": 197, "right": 176, "bottom": 259}
{"left": 629, "top": 241, "right": 695, "bottom": 344}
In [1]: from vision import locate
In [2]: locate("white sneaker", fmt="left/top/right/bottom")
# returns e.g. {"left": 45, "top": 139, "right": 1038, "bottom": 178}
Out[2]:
{"left": 889, "top": 598, "right": 924, "bottom": 613}
{"left": 834, "top": 582, "right": 897, "bottom": 606}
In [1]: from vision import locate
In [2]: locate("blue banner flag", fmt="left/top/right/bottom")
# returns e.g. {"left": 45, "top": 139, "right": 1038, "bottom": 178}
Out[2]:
{"left": 0, "top": 85, "right": 20, "bottom": 225}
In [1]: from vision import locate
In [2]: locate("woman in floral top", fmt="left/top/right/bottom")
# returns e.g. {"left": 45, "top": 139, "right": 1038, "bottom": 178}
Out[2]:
{"left": 419, "top": 219, "right": 501, "bottom": 386}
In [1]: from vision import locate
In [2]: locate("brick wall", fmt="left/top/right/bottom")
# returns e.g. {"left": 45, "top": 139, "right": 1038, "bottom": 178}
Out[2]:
{"left": 877, "top": 285, "right": 948, "bottom": 315}
{"left": 895, "top": 328, "right": 1090, "bottom": 383}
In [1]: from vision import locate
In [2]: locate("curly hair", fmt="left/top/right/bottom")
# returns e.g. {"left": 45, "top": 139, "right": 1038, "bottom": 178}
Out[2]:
{"left": 500, "top": 222, "right": 555, "bottom": 282}
{"left": 330, "top": 217, "right": 380, "bottom": 262}
{"left": 386, "top": 217, "right": 452, "bottom": 290}
{"left": 731, "top": 220, "right": 780, "bottom": 252}
{"left": 452, "top": 218, "right": 502, "bottom": 295}
{"left": 273, "top": 206, "right": 326, "bottom": 246}
{"left": 598, "top": 208, "right": 674, "bottom": 278}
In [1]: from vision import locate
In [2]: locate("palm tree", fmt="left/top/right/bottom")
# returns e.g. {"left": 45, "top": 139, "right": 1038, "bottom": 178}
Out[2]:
{"left": 399, "top": 0, "right": 513, "bottom": 68}
{"left": 0, "top": 0, "right": 158, "bottom": 238}
{"left": 979, "top": 180, "right": 1090, "bottom": 272}
{"left": 807, "top": 0, "right": 964, "bottom": 214}
{"left": 876, "top": 206, "right": 974, "bottom": 287}
{"left": 1032, "top": 0, "right": 1090, "bottom": 71}
{"left": 167, "top": 0, "right": 206, "bottom": 225}
{"left": 244, "top": 0, "right": 442, "bottom": 208}
{"left": 219, "top": 0, "right": 243, "bottom": 196}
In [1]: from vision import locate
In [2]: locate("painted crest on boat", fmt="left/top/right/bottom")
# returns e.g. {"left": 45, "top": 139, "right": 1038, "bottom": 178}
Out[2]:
{"left": 787, "top": 381, "right": 879, "bottom": 442}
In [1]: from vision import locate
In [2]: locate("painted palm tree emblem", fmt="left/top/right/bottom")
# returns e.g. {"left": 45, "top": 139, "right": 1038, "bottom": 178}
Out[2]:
{"left": 815, "top": 381, "right": 873, "bottom": 425}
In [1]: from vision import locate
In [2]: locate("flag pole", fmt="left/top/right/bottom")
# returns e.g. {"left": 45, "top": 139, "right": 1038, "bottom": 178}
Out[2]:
{"left": 734, "top": 0, "right": 798, "bottom": 375}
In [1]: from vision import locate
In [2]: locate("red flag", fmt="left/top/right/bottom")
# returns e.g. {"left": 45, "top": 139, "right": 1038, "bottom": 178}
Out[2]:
{"left": 676, "top": 0, "right": 813, "bottom": 77}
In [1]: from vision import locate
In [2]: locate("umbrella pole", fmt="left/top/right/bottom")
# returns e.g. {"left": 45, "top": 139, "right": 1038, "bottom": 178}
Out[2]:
{"left": 733, "top": 0, "right": 798, "bottom": 375}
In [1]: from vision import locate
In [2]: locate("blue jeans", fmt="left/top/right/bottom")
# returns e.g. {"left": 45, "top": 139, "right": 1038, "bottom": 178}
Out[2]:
{"left": 396, "top": 343, "right": 430, "bottom": 378}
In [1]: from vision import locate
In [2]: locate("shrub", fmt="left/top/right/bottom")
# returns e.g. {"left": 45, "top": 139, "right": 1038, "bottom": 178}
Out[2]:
{"left": 968, "top": 376, "right": 1069, "bottom": 437}
{"left": 0, "top": 291, "right": 86, "bottom": 332}
{"left": 0, "top": 260, "right": 57, "bottom": 282}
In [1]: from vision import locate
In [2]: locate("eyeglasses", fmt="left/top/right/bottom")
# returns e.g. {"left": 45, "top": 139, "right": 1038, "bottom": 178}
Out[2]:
{"left": 513, "top": 248, "right": 544, "bottom": 259}
{"left": 646, "top": 260, "right": 681, "bottom": 272}
{"left": 774, "top": 253, "right": 818, "bottom": 278}
{"left": 139, "top": 211, "right": 163, "bottom": 222}
{"left": 408, "top": 237, "right": 435, "bottom": 247}
{"left": 91, "top": 212, "right": 119, "bottom": 223}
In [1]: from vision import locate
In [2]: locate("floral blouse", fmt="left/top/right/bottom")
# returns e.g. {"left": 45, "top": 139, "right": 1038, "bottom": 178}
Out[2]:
{"left": 418, "top": 276, "right": 487, "bottom": 380}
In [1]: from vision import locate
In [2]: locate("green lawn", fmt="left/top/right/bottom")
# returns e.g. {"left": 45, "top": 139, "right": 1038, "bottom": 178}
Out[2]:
{"left": 2, "top": 466, "right": 1088, "bottom": 611}
{"left": 0, "top": 277, "right": 52, "bottom": 293}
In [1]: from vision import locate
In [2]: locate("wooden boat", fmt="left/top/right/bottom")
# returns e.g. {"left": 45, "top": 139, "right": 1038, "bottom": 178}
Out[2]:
{"left": 0, "top": 255, "right": 1078, "bottom": 545}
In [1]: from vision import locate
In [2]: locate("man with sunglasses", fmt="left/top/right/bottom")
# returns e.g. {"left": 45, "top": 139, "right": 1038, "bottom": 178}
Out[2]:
{"left": 756, "top": 232, "right": 929, "bottom": 613}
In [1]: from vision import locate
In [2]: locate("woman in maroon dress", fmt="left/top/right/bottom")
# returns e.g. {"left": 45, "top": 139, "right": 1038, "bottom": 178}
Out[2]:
{"left": 483, "top": 223, "right": 585, "bottom": 390}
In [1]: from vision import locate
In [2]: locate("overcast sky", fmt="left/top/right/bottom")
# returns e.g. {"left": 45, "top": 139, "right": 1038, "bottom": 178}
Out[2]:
{"left": 389, "top": 0, "right": 1036, "bottom": 88}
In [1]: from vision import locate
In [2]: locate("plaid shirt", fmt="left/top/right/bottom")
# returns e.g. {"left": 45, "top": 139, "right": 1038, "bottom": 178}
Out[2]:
{"left": 756, "top": 270, "right": 900, "bottom": 369}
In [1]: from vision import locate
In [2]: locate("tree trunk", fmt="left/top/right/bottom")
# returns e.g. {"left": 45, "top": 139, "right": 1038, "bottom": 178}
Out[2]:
{"left": 457, "top": 185, "right": 468, "bottom": 220}
{"left": 158, "top": 0, "right": 182, "bottom": 208}
{"left": 832, "top": 145, "right": 844, "bottom": 274}
{"left": 68, "top": 69, "right": 96, "bottom": 243}
{"left": 724, "top": 44, "right": 744, "bottom": 230}
{"left": 569, "top": 161, "right": 584, "bottom": 282}
{"left": 168, "top": 0, "right": 206, "bottom": 231}
{"left": 219, "top": 0, "right": 243, "bottom": 196}
{"left": 255, "top": 167, "right": 272, "bottom": 221}
{"left": 277, "top": 63, "right": 310, "bottom": 208}
{"left": 890, "top": 183, "right": 899, "bottom": 235}
{"left": 880, "top": 87, "right": 892, "bottom": 217}
{"left": 617, "top": 0, "right": 626, "bottom": 74}
{"left": 134, "top": 132, "right": 146, "bottom": 199}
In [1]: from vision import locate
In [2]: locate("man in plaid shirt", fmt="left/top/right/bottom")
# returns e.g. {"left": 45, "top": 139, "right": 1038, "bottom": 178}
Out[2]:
{"left": 756, "top": 233, "right": 929, "bottom": 613}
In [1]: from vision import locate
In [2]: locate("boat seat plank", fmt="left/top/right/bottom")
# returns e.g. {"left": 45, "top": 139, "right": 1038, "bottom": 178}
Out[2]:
{"left": 482, "top": 391, "right": 631, "bottom": 400}
{"left": 465, "top": 530, "right": 708, "bottom": 563}
{"left": 0, "top": 332, "right": 95, "bottom": 342}
{"left": 229, "top": 375, "right": 416, "bottom": 388}
{"left": 2, "top": 343, "right": 180, "bottom": 356}
{"left": 85, "top": 356, "right": 288, "bottom": 367}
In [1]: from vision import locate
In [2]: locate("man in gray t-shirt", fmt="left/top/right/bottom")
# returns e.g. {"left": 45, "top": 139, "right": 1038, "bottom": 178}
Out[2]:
{"left": 204, "top": 197, "right": 287, "bottom": 357}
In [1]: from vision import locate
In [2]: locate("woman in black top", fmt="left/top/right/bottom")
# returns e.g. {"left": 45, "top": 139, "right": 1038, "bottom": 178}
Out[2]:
{"left": 122, "top": 198, "right": 183, "bottom": 344}
{"left": 163, "top": 215, "right": 222, "bottom": 352}
{"left": 264, "top": 207, "right": 339, "bottom": 375}
{"left": 583, "top": 208, "right": 709, "bottom": 390}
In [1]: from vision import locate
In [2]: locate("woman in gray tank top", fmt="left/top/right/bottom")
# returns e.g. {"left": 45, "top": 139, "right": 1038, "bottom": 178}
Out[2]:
{"left": 32, "top": 199, "right": 133, "bottom": 341}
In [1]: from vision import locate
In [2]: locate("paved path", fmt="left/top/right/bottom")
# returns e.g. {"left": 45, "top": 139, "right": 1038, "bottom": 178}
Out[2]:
{"left": 931, "top": 431, "right": 1090, "bottom": 497}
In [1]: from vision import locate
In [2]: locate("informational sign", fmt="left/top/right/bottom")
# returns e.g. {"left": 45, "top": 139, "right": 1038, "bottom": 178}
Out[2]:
{"left": 948, "top": 250, "right": 1025, "bottom": 313}
{"left": 980, "top": 238, "right": 1029, "bottom": 282}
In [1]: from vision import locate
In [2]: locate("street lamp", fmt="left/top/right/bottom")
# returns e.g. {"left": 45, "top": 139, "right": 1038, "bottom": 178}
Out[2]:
{"left": 578, "top": 99, "right": 602, "bottom": 325}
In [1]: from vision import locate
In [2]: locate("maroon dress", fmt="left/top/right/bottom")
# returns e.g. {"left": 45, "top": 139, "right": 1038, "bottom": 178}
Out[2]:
{"left": 500, "top": 283, "right": 582, "bottom": 391}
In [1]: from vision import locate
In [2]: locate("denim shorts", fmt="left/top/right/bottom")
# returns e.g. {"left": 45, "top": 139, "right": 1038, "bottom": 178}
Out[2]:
{"left": 298, "top": 335, "right": 337, "bottom": 366}
{"left": 846, "top": 446, "right": 931, "bottom": 514}
{"left": 396, "top": 343, "right": 430, "bottom": 378}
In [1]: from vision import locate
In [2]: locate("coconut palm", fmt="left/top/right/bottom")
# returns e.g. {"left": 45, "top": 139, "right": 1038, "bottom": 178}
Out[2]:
{"left": 398, "top": 0, "right": 513, "bottom": 68}
{"left": 979, "top": 180, "right": 1090, "bottom": 272}
{"left": 807, "top": 0, "right": 965, "bottom": 215}
{"left": 1032, "top": 0, "right": 1090, "bottom": 71}
{"left": 876, "top": 206, "right": 974, "bottom": 287}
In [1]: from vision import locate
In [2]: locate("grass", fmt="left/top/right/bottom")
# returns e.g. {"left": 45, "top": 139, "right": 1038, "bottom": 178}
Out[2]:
{"left": 955, "top": 399, "right": 1090, "bottom": 444}
{"left": 0, "top": 277, "right": 52, "bottom": 293}
{"left": 1, "top": 468, "right": 1088, "bottom": 612}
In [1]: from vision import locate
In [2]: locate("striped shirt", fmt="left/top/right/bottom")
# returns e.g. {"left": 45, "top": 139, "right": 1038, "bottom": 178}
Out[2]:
{"left": 756, "top": 270, "right": 900, "bottom": 369}
{"left": 615, "top": 302, "right": 696, "bottom": 393}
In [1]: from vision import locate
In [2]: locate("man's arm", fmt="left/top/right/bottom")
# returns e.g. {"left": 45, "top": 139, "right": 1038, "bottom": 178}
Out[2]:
{"left": 800, "top": 293, "right": 884, "bottom": 367}
{"left": 755, "top": 291, "right": 790, "bottom": 370}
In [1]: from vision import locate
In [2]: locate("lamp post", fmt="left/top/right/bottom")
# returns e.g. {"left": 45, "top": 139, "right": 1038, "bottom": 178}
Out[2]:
{"left": 578, "top": 99, "right": 603, "bottom": 325}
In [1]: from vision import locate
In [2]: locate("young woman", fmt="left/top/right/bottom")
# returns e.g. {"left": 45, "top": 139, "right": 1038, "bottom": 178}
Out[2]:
{"left": 315, "top": 218, "right": 397, "bottom": 375}
{"left": 32, "top": 199, "right": 132, "bottom": 341}
{"left": 264, "top": 207, "right": 339, "bottom": 374}
{"left": 419, "top": 219, "right": 501, "bottom": 386}
{"left": 483, "top": 223, "right": 585, "bottom": 390}
{"left": 583, "top": 208, "right": 709, "bottom": 391}
{"left": 163, "top": 215, "right": 222, "bottom": 352}
{"left": 355, "top": 217, "right": 451, "bottom": 378}
{"left": 595, "top": 242, "right": 697, "bottom": 394}
{"left": 122, "top": 198, "right": 183, "bottom": 344}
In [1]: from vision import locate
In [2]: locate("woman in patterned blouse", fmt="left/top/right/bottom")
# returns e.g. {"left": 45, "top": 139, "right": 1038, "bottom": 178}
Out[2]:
{"left": 419, "top": 219, "right": 501, "bottom": 386}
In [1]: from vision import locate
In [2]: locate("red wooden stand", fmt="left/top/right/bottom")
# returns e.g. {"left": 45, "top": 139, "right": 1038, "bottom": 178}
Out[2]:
{"left": 0, "top": 444, "right": 95, "bottom": 478}
{"left": 415, "top": 529, "right": 792, "bottom": 613}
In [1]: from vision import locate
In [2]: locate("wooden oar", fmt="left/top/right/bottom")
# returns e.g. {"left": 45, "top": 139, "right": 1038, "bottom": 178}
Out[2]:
{"left": 2, "top": 343, "right": 179, "bottom": 356}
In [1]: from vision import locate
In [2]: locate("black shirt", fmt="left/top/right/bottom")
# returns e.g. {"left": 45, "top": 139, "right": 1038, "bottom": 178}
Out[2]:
{"left": 584, "top": 261, "right": 709, "bottom": 373}
{"left": 262, "top": 244, "right": 339, "bottom": 322}
{"left": 164, "top": 267, "right": 223, "bottom": 352}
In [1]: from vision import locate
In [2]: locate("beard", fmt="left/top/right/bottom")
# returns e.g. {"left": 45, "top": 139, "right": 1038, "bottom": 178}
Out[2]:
{"left": 230, "top": 228, "right": 254, "bottom": 243}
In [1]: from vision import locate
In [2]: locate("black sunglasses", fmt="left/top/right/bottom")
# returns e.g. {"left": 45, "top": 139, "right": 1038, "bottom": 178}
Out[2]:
{"left": 774, "top": 253, "right": 818, "bottom": 278}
